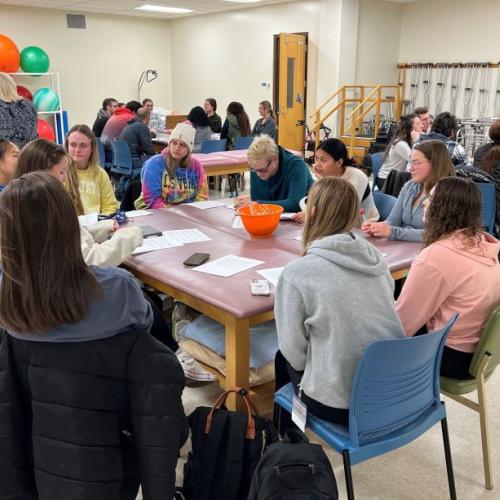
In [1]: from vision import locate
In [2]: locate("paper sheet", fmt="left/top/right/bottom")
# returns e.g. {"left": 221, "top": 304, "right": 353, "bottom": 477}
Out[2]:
{"left": 232, "top": 217, "right": 244, "bottom": 229}
{"left": 125, "top": 210, "right": 151, "bottom": 218}
{"left": 193, "top": 254, "right": 264, "bottom": 278}
{"left": 78, "top": 212, "right": 98, "bottom": 227}
{"left": 280, "top": 213, "right": 295, "bottom": 220}
{"left": 162, "top": 229, "right": 211, "bottom": 245}
{"left": 188, "top": 200, "right": 227, "bottom": 210}
{"left": 256, "top": 267, "right": 284, "bottom": 287}
{"left": 293, "top": 235, "right": 303, "bottom": 241}
{"left": 132, "top": 236, "right": 182, "bottom": 255}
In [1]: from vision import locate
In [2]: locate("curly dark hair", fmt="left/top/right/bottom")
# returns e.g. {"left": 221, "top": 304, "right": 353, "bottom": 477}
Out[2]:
{"left": 423, "top": 177, "right": 483, "bottom": 248}
{"left": 187, "top": 106, "right": 209, "bottom": 127}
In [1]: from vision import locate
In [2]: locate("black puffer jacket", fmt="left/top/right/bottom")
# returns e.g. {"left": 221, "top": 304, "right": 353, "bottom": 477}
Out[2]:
{"left": 0, "top": 329, "right": 188, "bottom": 500}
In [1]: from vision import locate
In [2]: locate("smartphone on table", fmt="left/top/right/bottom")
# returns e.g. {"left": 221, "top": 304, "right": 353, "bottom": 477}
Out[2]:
{"left": 183, "top": 253, "right": 210, "bottom": 267}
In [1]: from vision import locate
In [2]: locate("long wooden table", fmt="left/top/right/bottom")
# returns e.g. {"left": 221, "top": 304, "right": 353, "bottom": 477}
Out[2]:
{"left": 124, "top": 205, "right": 421, "bottom": 410}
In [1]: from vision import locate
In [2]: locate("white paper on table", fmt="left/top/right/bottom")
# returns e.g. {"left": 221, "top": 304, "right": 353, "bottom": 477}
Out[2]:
{"left": 132, "top": 236, "right": 182, "bottom": 255}
{"left": 193, "top": 254, "right": 264, "bottom": 278}
{"left": 78, "top": 212, "right": 98, "bottom": 227}
{"left": 225, "top": 203, "right": 236, "bottom": 210}
{"left": 188, "top": 200, "right": 227, "bottom": 210}
{"left": 125, "top": 210, "right": 151, "bottom": 218}
{"left": 232, "top": 216, "right": 244, "bottom": 229}
{"left": 280, "top": 213, "right": 295, "bottom": 220}
{"left": 293, "top": 235, "right": 303, "bottom": 241}
{"left": 162, "top": 228, "right": 211, "bottom": 245}
{"left": 257, "top": 267, "right": 284, "bottom": 287}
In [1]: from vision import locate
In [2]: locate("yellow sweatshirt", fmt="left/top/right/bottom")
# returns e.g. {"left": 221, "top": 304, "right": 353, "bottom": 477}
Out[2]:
{"left": 76, "top": 166, "right": 119, "bottom": 215}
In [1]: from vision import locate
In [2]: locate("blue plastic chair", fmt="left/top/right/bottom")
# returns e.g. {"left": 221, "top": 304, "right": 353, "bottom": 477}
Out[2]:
{"left": 370, "top": 152, "right": 384, "bottom": 190}
{"left": 373, "top": 191, "right": 397, "bottom": 221}
{"left": 477, "top": 182, "right": 496, "bottom": 234}
{"left": 234, "top": 136, "right": 254, "bottom": 150}
{"left": 95, "top": 137, "right": 112, "bottom": 170}
{"left": 200, "top": 138, "right": 227, "bottom": 154}
{"left": 275, "top": 315, "right": 458, "bottom": 500}
{"left": 110, "top": 140, "right": 142, "bottom": 178}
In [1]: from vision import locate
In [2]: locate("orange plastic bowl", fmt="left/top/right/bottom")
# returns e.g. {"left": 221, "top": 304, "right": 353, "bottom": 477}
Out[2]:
{"left": 237, "top": 203, "right": 284, "bottom": 237}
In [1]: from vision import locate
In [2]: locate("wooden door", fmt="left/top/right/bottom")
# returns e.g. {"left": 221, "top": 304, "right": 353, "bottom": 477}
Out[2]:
{"left": 276, "top": 33, "right": 307, "bottom": 151}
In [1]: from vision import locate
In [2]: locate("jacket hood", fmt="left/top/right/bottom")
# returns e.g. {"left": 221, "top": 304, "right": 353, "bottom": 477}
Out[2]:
{"left": 307, "top": 233, "right": 389, "bottom": 276}
{"left": 97, "top": 108, "right": 110, "bottom": 119}
{"left": 437, "top": 232, "right": 500, "bottom": 266}
{"left": 420, "top": 131, "right": 450, "bottom": 142}
{"left": 114, "top": 107, "right": 133, "bottom": 117}
{"left": 127, "top": 117, "right": 141, "bottom": 125}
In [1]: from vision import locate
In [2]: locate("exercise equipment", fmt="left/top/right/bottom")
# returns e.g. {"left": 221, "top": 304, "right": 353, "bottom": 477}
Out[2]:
{"left": 0, "top": 34, "right": 19, "bottom": 72}
{"left": 16, "top": 85, "right": 32, "bottom": 101}
{"left": 20, "top": 46, "right": 50, "bottom": 73}
{"left": 33, "top": 87, "right": 60, "bottom": 112}
{"left": 37, "top": 118, "right": 55, "bottom": 141}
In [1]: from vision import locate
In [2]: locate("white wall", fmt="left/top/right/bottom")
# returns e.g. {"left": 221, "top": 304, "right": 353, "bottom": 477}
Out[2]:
{"left": 0, "top": 5, "right": 172, "bottom": 127}
{"left": 398, "top": 0, "right": 500, "bottom": 117}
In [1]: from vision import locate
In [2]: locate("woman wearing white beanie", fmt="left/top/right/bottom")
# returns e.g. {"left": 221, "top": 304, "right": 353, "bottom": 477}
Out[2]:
{"left": 135, "top": 122, "right": 208, "bottom": 209}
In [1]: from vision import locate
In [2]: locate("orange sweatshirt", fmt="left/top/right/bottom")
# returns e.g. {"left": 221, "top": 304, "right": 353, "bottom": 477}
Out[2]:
{"left": 396, "top": 231, "right": 500, "bottom": 352}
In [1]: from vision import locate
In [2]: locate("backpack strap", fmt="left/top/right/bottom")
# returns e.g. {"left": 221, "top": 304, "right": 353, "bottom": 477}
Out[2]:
{"left": 222, "top": 413, "right": 248, "bottom": 500}
{"left": 194, "top": 412, "right": 229, "bottom": 500}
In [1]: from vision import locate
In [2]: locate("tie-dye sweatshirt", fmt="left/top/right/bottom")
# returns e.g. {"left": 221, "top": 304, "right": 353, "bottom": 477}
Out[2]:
{"left": 134, "top": 151, "right": 208, "bottom": 209}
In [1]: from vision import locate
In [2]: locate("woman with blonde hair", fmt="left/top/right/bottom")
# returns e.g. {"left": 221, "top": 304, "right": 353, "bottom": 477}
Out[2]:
{"left": 64, "top": 124, "right": 119, "bottom": 215}
{"left": 0, "top": 72, "right": 37, "bottom": 147}
{"left": 274, "top": 177, "right": 403, "bottom": 428}
{"left": 252, "top": 100, "right": 277, "bottom": 139}
{"left": 16, "top": 138, "right": 142, "bottom": 266}
{"left": 362, "top": 139, "right": 455, "bottom": 242}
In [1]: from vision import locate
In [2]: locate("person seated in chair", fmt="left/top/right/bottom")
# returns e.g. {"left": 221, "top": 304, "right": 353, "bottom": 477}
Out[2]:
{"left": 235, "top": 135, "right": 313, "bottom": 213}
{"left": 119, "top": 107, "right": 156, "bottom": 168}
{"left": 397, "top": 177, "right": 500, "bottom": 379}
{"left": 274, "top": 177, "right": 404, "bottom": 429}
{"left": 92, "top": 97, "right": 118, "bottom": 138}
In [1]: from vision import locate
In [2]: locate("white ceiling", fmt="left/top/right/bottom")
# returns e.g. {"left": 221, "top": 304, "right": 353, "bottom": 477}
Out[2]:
{"left": 0, "top": 0, "right": 422, "bottom": 19}
{"left": 0, "top": 0, "right": 304, "bottom": 19}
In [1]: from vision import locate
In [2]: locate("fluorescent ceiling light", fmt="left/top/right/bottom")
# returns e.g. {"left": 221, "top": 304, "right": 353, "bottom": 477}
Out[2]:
{"left": 223, "top": 1, "right": 265, "bottom": 3}
{"left": 135, "top": 4, "right": 193, "bottom": 14}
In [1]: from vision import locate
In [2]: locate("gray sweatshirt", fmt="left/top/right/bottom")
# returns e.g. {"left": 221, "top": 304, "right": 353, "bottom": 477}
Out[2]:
{"left": 5, "top": 266, "right": 153, "bottom": 343}
{"left": 275, "top": 233, "right": 404, "bottom": 409}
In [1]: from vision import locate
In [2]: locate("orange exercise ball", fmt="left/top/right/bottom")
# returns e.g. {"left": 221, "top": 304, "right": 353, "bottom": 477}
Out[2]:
{"left": 37, "top": 118, "right": 55, "bottom": 142}
{"left": 0, "top": 34, "right": 20, "bottom": 72}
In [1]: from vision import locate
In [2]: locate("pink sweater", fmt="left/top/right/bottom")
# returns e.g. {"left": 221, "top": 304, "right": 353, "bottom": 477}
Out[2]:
{"left": 396, "top": 231, "right": 500, "bottom": 352}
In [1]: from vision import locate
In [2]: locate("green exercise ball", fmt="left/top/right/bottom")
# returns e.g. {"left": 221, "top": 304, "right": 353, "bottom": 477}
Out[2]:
{"left": 20, "top": 46, "right": 50, "bottom": 73}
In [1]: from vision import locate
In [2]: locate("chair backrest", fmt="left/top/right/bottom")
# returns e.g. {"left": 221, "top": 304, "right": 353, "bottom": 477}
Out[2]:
{"left": 95, "top": 138, "right": 107, "bottom": 168}
{"left": 477, "top": 182, "right": 496, "bottom": 234}
{"left": 373, "top": 191, "right": 397, "bottom": 221}
{"left": 469, "top": 305, "right": 500, "bottom": 378}
{"left": 234, "top": 136, "right": 254, "bottom": 150}
{"left": 370, "top": 152, "right": 384, "bottom": 181}
{"left": 348, "top": 315, "right": 458, "bottom": 446}
{"left": 200, "top": 138, "right": 227, "bottom": 154}
{"left": 110, "top": 140, "right": 133, "bottom": 174}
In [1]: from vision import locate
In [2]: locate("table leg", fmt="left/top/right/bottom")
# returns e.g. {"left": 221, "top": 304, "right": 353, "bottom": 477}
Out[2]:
{"left": 225, "top": 315, "right": 250, "bottom": 411}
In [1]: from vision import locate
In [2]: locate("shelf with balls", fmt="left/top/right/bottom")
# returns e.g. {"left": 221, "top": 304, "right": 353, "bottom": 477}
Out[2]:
{"left": 1, "top": 33, "right": 66, "bottom": 144}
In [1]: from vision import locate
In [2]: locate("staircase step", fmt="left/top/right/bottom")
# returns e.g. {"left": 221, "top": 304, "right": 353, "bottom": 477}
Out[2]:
{"left": 340, "top": 136, "right": 374, "bottom": 148}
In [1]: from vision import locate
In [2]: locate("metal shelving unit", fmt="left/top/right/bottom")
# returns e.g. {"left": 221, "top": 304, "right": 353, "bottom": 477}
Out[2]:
{"left": 10, "top": 72, "right": 65, "bottom": 144}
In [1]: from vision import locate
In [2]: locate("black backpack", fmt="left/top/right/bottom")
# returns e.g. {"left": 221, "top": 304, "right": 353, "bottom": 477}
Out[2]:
{"left": 183, "top": 388, "right": 278, "bottom": 500}
{"left": 248, "top": 428, "right": 338, "bottom": 500}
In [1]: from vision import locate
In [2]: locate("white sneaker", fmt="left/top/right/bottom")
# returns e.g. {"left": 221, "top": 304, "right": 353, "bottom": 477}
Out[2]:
{"left": 176, "top": 348, "right": 217, "bottom": 382}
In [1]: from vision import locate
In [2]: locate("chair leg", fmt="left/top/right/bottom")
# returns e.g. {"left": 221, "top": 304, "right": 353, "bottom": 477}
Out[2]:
{"left": 476, "top": 374, "right": 493, "bottom": 489}
{"left": 342, "top": 450, "right": 355, "bottom": 500}
{"left": 440, "top": 416, "right": 457, "bottom": 500}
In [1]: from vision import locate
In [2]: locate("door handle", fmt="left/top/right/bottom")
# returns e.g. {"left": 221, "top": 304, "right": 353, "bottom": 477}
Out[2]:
{"left": 296, "top": 120, "right": 305, "bottom": 126}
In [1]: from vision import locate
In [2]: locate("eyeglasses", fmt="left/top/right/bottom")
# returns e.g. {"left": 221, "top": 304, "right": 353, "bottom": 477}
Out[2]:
{"left": 408, "top": 159, "right": 430, "bottom": 167}
{"left": 252, "top": 159, "right": 273, "bottom": 174}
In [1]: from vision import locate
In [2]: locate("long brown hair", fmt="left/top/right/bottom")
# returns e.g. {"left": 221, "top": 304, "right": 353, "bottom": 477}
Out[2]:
{"left": 16, "top": 138, "right": 67, "bottom": 177}
{"left": 413, "top": 140, "right": 455, "bottom": 193}
{"left": 227, "top": 101, "right": 251, "bottom": 136}
{"left": 423, "top": 177, "right": 483, "bottom": 248}
{"left": 0, "top": 172, "right": 100, "bottom": 334}
{"left": 64, "top": 124, "right": 100, "bottom": 215}
{"left": 481, "top": 119, "right": 500, "bottom": 175}
{"left": 302, "top": 177, "right": 359, "bottom": 253}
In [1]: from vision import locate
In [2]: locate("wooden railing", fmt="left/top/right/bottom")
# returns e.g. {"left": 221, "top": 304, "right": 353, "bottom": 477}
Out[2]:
{"left": 310, "top": 84, "right": 403, "bottom": 155}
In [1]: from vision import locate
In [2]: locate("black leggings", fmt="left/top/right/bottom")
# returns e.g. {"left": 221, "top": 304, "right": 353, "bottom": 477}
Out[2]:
{"left": 142, "top": 291, "right": 179, "bottom": 353}
{"left": 415, "top": 325, "right": 474, "bottom": 380}
{"left": 274, "top": 350, "right": 349, "bottom": 433}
